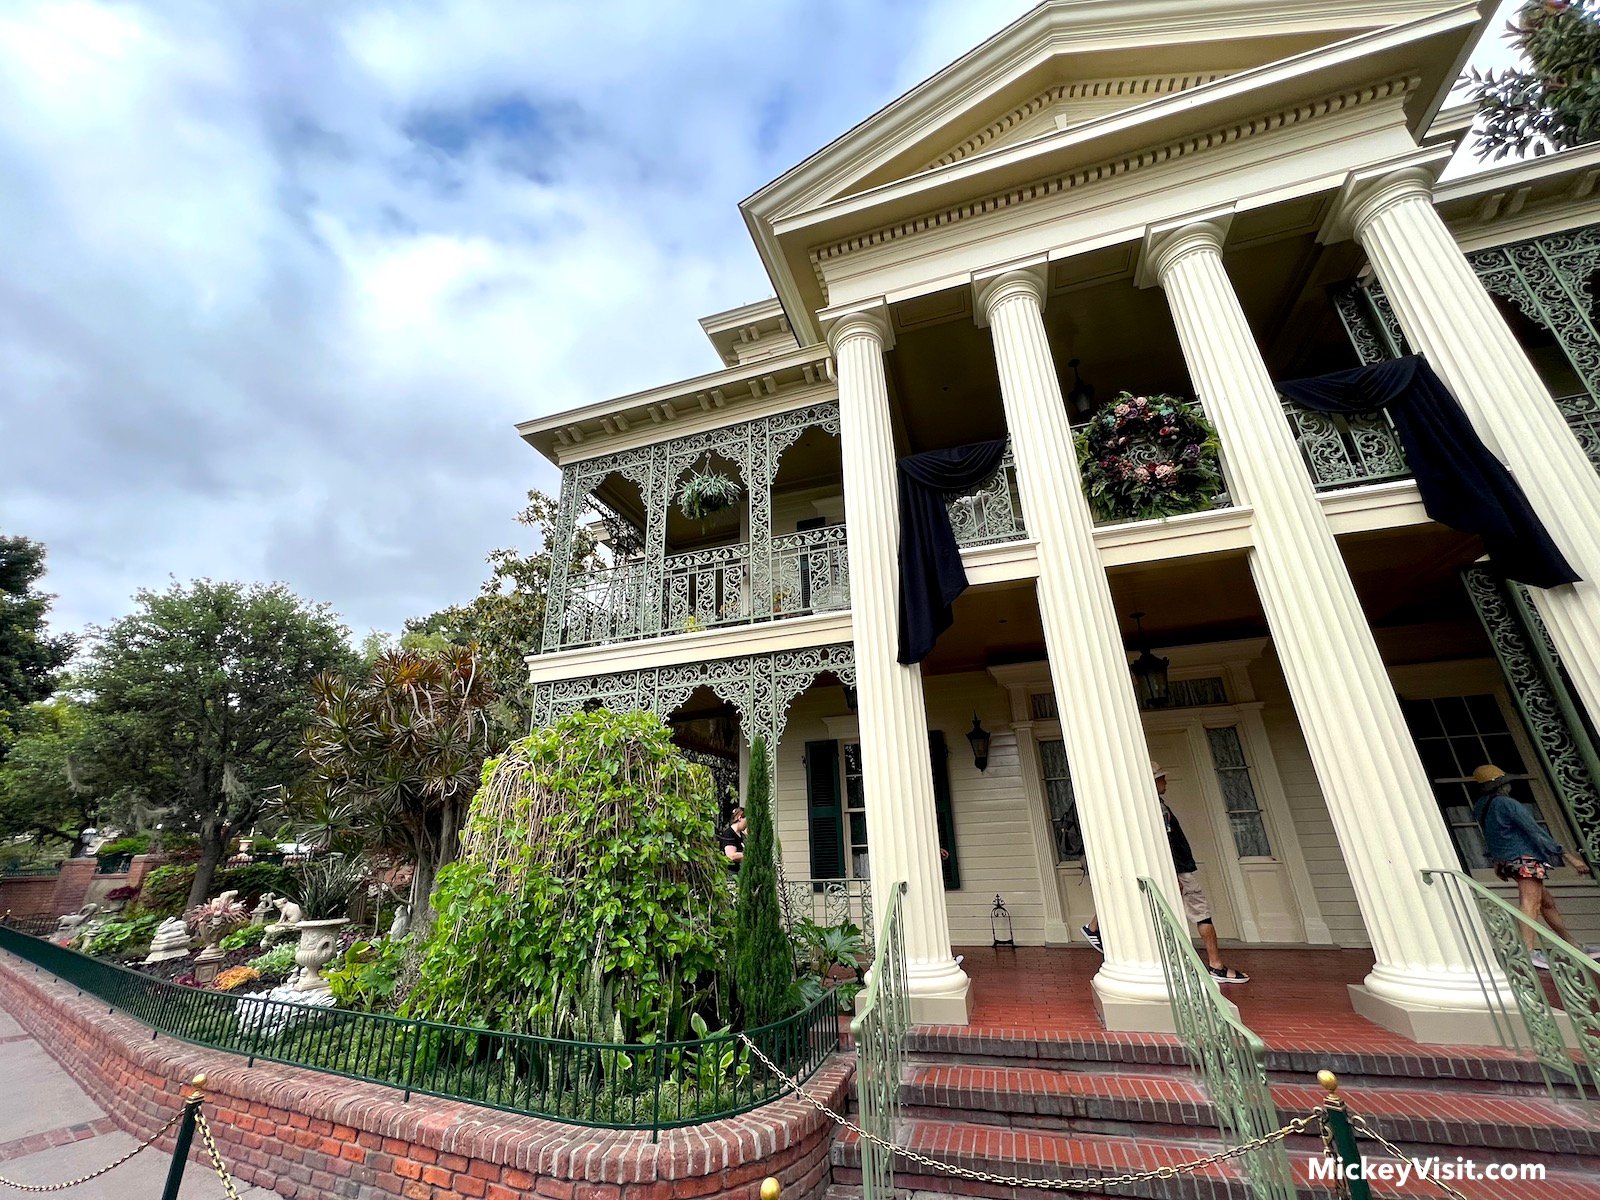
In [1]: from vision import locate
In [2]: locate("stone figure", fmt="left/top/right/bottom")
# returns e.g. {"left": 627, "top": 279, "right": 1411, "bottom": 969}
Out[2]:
{"left": 261, "top": 895, "right": 304, "bottom": 947}
{"left": 251, "top": 893, "right": 276, "bottom": 926}
{"left": 55, "top": 903, "right": 100, "bottom": 933}
{"left": 387, "top": 903, "right": 410, "bottom": 941}
{"left": 143, "top": 917, "right": 192, "bottom": 963}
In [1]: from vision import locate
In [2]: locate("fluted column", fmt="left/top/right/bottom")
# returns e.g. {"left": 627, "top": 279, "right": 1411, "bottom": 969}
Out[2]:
{"left": 827, "top": 306, "right": 971, "bottom": 1025}
{"left": 1147, "top": 218, "right": 1507, "bottom": 1041}
{"left": 976, "top": 267, "right": 1179, "bottom": 1030}
{"left": 1341, "top": 166, "right": 1600, "bottom": 730}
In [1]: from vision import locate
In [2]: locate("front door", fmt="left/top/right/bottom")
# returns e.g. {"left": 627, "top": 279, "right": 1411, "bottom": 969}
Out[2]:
{"left": 1142, "top": 729, "right": 1241, "bottom": 941}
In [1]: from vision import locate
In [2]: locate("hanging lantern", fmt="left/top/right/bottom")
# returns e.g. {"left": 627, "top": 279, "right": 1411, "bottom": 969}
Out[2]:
{"left": 966, "top": 715, "right": 991, "bottom": 772}
{"left": 1128, "top": 611, "right": 1170, "bottom": 709}
{"left": 991, "top": 894, "right": 1015, "bottom": 947}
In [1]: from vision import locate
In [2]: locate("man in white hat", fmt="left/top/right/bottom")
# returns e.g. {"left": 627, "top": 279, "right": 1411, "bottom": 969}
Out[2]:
{"left": 1082, "top": 760, "right": 1249, "bottom": 984}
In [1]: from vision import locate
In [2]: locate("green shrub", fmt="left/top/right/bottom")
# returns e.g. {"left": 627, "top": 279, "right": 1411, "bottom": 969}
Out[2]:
{"left": 94, "top": 833, "right": 151, "bottom": 860}
{"left": 135, "top": 864, "right": 197, "bottom": 917}
{"left": 215, "top": 862, "right": 296, "bottom": 908}
{"left": 247, "top": 942, "right": 299, "bottom": 979}
{"left": 407, "top": 709, "right": 732, "bottom": 1040}
{"left": 324, "top": 938, "right": 409, "bottom": 1012}
{"left": 733, "top": 738, "right": 797, "bottom": 1026}
{"left": 289, "top": 854, "right": 368, "bottom": 920}
{"left": 80, "top": 913, "right": 162, "bottom": 959}
{"left": 219, "top": 924, "right": 266, "bottom": 952}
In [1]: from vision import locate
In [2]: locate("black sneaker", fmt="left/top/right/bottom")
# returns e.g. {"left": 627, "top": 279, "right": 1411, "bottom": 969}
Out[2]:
{"left": 1081, "top": 923, "right": 1103, "bottom": 954}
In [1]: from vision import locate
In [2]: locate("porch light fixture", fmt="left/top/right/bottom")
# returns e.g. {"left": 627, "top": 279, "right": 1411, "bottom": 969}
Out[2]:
{"left": 1066, "top": 358, "right": 1095, "bottom": 419}
{"left": 966, "top": 715, "right": 992, "bottom": 772}
{"left": 1128, "top": 611, "right": 1171, "bottom": 709}
{"left": 990, "top": 894, "right": 1015, "bottom": 948}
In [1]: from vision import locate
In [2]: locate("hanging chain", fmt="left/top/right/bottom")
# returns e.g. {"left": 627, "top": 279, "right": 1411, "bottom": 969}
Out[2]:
{"left": 0, "top": 1112, "right": 183, "bottom": 1193}
{"left": 1347, "top": 1112, "right": 1474, "bottom": 1200}
{"left": 737, "top": 1033, "right": 1316, "bottom": 1191}
{"left": 193, "top": 1110, "right": 243, "bottom": 1200}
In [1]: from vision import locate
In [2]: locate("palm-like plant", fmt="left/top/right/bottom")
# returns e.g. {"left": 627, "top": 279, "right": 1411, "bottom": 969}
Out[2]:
{"left": 284, "top": 648, "right": 496, "bottom": 928}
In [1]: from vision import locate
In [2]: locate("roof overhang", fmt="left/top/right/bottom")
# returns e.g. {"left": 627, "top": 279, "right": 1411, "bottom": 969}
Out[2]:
{"left": 743, "top": 0, "right": 1494, "bottom": 345}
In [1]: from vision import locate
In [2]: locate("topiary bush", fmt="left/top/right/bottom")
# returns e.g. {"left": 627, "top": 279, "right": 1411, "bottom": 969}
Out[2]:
{"left": 732, "top": 738, "right": 798, "bottom": 1026}
{"left": 407, "top": 709, "right": 732, "bottom": 1040}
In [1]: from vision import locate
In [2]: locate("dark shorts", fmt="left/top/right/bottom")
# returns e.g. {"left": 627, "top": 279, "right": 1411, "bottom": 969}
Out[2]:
{"left": 1493, "top": 855, "right": 1549, "bottom": 882}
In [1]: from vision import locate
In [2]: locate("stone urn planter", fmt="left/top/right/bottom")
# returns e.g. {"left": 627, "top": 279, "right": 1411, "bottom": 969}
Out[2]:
{"left": 292, "top": 919, "right": 348, "bottom": 996}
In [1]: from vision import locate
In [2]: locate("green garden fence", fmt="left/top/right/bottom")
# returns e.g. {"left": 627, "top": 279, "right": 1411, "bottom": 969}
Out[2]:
{"left": 0, "top": 921, "right": 840, "bottom": 1135}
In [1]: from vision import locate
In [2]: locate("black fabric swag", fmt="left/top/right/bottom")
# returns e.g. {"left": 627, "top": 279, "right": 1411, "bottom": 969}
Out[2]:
{"left": 1277, "top": 355, "right": 1578, "bottom": 590}
{"left": 897, "top": 440, "right": 1008, "bottom": 664}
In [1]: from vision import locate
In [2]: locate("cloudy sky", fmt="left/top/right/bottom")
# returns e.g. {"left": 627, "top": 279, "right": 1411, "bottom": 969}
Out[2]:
{"left": 0, "top": 1, "right": 1524, "bottom": 642}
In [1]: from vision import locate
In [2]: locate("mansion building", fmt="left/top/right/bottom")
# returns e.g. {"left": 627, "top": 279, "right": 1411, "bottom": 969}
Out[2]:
{"left": 517, "top": 0, "right": 1600, "bottom": 1041}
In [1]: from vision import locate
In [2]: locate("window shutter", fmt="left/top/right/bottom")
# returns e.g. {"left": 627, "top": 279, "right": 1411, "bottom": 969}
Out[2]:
{"left": 805, "top": 740, "right": 844, "bottom": 879}
{"left": 929, "top": 730, "right": 960, "bottom": 889}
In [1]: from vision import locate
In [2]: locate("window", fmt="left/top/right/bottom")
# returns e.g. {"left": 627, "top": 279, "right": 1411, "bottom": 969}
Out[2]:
{"left": 1030, "top": 692, "right": 1059, "bottom": 720}
{"left": 1205, "top": 727, "right": 1271, "bottom": 857}
{"left": 1164, "top": 676, "right": 1229, "bottom": 709}
{"left": 1400, "top": 695, "right": 1549, "bottom": 870}
{"left": 843, "top": 741, "right": 869, "bottom": 879}
{"left": 1039, "top": 739, "right": 1084, "bottom": 861}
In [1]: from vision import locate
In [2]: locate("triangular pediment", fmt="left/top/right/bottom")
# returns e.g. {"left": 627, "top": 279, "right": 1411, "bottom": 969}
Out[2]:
{"left": 742, "top": 0, "right": 1495, "bottom": 343}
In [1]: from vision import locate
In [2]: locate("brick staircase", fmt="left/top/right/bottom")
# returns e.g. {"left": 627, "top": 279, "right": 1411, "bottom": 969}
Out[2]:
{"left": 827, "top": 1026, "right": 1600, "bottom": 1200}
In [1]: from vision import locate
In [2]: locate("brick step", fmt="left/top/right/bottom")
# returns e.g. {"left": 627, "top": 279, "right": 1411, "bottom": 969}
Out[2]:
{"left": 906, "top": 1026, "right": 1567, "bottom": 1094}
{"left": 899, "top": 1061, "right": 1600, "bottom": 1164}
{"left": 829, "top": 1118, "right": 1600, "bottom": 1200}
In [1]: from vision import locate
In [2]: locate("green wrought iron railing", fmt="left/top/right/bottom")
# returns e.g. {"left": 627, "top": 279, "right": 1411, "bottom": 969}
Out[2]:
{"left": 1139, "top": 877, "right": 1295, "bottom": 1200}
{"left": 780, "top": 878, "right": 874, "bottom": 957}
{"left": 0, "top": 921, "right": 841, "bottom": 1134}
{"left": 850, "top": 880, "right": 907, "bottom": 1200}
{"left": 1422, "top": 868, "right": 1600, "bottom": 1113}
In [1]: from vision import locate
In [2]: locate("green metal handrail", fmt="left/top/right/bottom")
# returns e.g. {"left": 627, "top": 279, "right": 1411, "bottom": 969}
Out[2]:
{"left": 0, "top": 921, "right": 840, "bottom": 1134}
{"left": 1422, "top": 868, "right": 1600, "bottom": 1112}
{"left": 1138, "top": 877, "right": 1295, "bottom": 1200}
{"left": 849, "top": 880, "right": 907, "bottom": 1200}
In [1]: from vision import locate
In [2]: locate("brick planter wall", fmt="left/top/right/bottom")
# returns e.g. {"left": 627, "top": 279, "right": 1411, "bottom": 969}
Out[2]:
{"left": 0, "top": 875, "right": 57, "bottom": 917}
{"left": 0, "top": 953, "right": 849, "bottom": 1200}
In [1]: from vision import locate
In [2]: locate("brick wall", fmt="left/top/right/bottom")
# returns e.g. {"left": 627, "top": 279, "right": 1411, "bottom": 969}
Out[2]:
{"left": 0, "top": 875, "right": 57, "bottom": 917}
{"left": 0, "top": 954, "right": 848, "bottom": 1200}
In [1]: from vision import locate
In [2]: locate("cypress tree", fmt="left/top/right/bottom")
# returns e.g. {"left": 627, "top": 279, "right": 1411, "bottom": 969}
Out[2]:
{"left": 732, "top": 737, "right": 799, "bottom": 1026}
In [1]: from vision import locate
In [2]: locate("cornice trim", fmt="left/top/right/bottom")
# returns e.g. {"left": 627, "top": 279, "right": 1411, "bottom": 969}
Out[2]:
{"left": 806, "top": 76, "right": 1415, "bottom": 298}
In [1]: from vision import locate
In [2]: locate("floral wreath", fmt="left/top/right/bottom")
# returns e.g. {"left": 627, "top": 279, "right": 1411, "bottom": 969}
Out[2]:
{"left": 1075, "top": 393, "right": 1223, "bottom": 522}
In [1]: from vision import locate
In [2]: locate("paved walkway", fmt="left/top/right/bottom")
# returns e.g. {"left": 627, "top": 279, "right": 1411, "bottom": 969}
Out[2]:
{"left": 0, "top": 998, "right": 278, "bottom": 1199}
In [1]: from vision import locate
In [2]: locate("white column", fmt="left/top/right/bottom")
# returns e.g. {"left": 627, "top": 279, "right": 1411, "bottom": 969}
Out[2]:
{"left": 1146, "top": 218, "right": 1508, "bottom": 1043}
{"left": 827, "top": 306, "right": 971, "bottom": 1025}
{"left": 976, "top": 267, "right": 1179, "bottom": 1031}
{"left": 1338, "top": 164, "right": 1600, "bottom": 730}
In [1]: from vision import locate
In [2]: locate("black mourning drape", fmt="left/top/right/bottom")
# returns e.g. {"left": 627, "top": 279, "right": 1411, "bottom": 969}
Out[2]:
{"left": 1277, "top": 355, "right": 1578, "bottom": 589}
{"left": 897, "top": 440, "right": 1009, "bottom": 664}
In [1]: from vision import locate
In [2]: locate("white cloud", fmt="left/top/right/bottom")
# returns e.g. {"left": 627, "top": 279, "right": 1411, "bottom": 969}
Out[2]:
{"left": 0, "top": 0, "right": 1534, "bottom": 639}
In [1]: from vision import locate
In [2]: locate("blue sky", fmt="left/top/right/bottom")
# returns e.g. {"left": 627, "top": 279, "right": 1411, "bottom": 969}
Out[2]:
{"left": 0, "top": 1, "right": 1523, "bottom": 641}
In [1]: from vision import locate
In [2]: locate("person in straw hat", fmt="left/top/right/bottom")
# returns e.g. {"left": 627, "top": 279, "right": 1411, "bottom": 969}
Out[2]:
{"left": 1082, "top": 760, "right": 1249, "bottom": 984}
{"left": 1471, "top": 764, "right": 1591, "bottom": 968}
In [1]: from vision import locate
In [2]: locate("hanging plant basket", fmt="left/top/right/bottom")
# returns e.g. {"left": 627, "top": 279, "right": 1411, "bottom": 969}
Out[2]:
{"left": 677, "top": 468, "right": 741, "bottom": 522}
{"left": 1075, "top": 392, "right": 1223, "bottom": 522}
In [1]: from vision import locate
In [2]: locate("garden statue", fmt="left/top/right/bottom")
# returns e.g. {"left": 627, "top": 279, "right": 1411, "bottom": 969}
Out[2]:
{"left": 187, "top": 892, "right": 248, "bottom": 985}
{"left": 251, "top": 893, "right": 276, "bottom": 926}
{"left": 387, "top": 903, "right": 410, "bottom": 941}
{"left": 55, "top": 903, "right": 100, "bottom": 933}
{"left": 292, "top": 919, "right": 346, "bottom": 996}
{"left": 261, "top": 895, "right": 303, "bottom": 947}
{"left": 143, "top": 917, "right": 192, "bottom": 963}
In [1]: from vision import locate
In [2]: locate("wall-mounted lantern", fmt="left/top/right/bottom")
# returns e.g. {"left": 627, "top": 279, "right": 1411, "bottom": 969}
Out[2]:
{"left": 1129, "top": 611, "right": 1171, "bottom": 709}
{"left": 966, "top": 715, "right": 991, "bottom": 772}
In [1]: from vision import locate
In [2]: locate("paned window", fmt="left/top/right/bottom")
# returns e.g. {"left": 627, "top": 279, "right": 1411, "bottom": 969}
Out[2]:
{"left": 843, "top": 741, "right": 869, "bottom": 880}
{"left": 1400, "top": 695, "right": 1549, "bottom": 870}
{"left": 1030, "top": 692, "right": 1060, "bottom": 720}
{"left": 1205, "top": 726, "right": 1271, "bottom": 857}
{"left": 1039, "top": 739, "right": 1084, "bottom": 861}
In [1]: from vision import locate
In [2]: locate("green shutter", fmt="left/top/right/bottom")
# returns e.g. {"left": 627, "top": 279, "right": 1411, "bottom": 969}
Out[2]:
{"left": 805, "top": 739, "right": 844, "bottom": 879}
{"left": 929, "top": 730, "right": 960, "bottom": 889}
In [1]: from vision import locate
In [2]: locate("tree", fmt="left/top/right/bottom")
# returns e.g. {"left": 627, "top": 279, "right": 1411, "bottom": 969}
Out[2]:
{"left": 77, "top": 581, "right": 354, "bottom": 907}
{"left": 732, "top": 738, "right": 798, "bottom": 1026}
{"left": 0, "top": 699, "right": 102, "bottom": 855}
{"left": 405, "top": 489, "right": 596, "bottom": 738}
{"left": 290, "top": 647, "right": 496, "bottom": 926}
{"left": 1471, "top": 1, "right": 1600, "bottom": 160}
{"left": 0, "top": 535, "right": 76, "bottom": 761}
